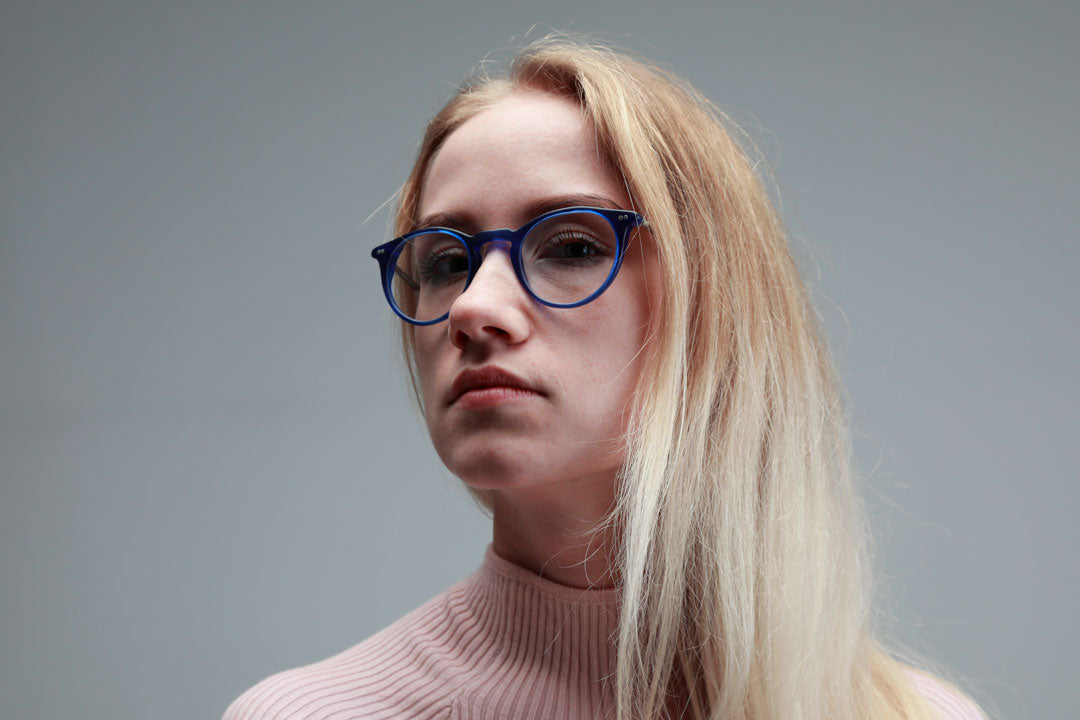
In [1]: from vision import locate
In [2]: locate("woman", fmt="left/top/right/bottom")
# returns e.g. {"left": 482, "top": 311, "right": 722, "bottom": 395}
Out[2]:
{"left": 225, "top": 38, "right": 988, "bottom": 720}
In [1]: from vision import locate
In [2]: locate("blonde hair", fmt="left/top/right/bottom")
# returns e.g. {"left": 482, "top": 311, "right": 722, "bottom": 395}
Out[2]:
{"left": 393, "top": 37, "right": 984, "bottom": 720}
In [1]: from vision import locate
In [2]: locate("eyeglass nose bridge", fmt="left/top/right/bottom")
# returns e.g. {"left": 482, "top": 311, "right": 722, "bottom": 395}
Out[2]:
{"left": 460, "top": 230, "right": 527, "bottom": 295}
{"left": 463, "top": 226, "right": 523, "bottom": 256}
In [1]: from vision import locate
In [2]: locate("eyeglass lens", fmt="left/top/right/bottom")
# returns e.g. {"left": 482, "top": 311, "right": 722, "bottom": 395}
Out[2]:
{"left": 389, "top": 210, "right": 619, "bottom": 323}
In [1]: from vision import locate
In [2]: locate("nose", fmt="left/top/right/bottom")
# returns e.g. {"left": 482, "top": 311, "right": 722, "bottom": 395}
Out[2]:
{"left": 446, "top": 241, "right": 531, "bottom": 350}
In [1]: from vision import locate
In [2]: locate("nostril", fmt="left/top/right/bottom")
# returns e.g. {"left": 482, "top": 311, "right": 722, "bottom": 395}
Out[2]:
{"left": 450, "top": 326, "right": 469, "bottom": 350}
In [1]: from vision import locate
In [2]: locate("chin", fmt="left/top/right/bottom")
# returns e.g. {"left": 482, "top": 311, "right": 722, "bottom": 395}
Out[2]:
{"left": 447, "top": 453, "right": 543, "bottom": 490}
{"left": 430, "top": 424, "right": 546, "bottom": 485}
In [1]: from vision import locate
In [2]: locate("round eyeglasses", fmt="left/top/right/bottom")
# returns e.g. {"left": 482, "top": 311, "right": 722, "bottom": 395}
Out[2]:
{"left": 370, "top": 206, "right": 646, "bottom": 325}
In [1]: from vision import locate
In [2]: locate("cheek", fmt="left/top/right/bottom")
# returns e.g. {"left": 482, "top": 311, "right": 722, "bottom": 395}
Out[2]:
{"left": 603, "top": 267, "right": 656, "bottom": 359}
{"left": 591, "top": 266, "right": 658, "bottom": 411}
{"left": 412, "top": 329, "right": 445, "bottom": 411}
{"left": 567, "top": 306, "right": 648, "bottom": 413}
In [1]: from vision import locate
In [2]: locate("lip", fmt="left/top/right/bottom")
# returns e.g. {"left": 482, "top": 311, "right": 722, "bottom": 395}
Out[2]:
{"left": 447, "top": 366, "right": 543, "bottom": 407}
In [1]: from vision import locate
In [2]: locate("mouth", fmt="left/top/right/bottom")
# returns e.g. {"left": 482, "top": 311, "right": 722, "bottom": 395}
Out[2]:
{"left": 447, "top": 366, "right": 543, "bottom": 407}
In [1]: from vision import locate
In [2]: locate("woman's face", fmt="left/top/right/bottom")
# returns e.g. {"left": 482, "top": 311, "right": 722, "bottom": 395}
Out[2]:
{"left": 413, "top": 90, "right": 659, "bottom": 497}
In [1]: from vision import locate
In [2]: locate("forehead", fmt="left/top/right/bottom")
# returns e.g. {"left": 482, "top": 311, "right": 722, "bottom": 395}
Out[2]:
{"left": 418, "top": 90, "right": 630, "bottom": 229}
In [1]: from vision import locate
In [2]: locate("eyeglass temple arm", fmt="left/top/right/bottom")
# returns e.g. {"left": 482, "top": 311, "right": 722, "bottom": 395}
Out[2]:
{"left": 393, "top": 266, "right": 419, "bottom": 292}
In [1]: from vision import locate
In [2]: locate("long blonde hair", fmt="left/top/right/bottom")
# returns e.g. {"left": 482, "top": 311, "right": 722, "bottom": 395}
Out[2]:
{"left": 393, "top": 36, "right": 982, "bottom": 720}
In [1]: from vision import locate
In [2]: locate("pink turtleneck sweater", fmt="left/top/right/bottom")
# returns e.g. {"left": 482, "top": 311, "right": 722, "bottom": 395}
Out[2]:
{"left": 223, "top": 545, "right": 984, "bottom": 720}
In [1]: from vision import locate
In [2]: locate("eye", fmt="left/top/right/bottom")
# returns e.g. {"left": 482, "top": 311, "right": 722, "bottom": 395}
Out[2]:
{"left": 418, "top": 247, "right": 469, "bottom": 285}
{"left": 532, "top": 228, "right": 614, "bottom": 266}
{"left": 402, "top": 231, "right": 470, "bottom": 287}
{"left": 545, "top": 232, "right": 607, "bottom": 260}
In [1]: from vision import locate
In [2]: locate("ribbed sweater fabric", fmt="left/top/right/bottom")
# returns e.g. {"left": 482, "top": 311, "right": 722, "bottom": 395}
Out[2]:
{"left": 224, "top": 545, "right": 984, "bottom": 720}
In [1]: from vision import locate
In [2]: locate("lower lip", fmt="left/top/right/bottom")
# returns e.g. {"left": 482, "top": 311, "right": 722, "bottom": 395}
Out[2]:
{"left": 454, "top": 386, "right": 541, "bottom": 409}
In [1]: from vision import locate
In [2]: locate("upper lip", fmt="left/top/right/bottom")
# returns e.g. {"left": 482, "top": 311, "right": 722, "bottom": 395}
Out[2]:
{"left": 447, "top": 366, "right": 542, "bottom": 405}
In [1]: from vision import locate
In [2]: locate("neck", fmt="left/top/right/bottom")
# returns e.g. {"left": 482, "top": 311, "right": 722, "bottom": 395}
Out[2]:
{"left": 490, "top": 476, "right": 621, "bottom": 589}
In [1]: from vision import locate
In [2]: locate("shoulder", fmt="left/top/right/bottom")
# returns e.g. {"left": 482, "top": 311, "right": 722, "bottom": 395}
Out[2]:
{"left": 222, "top": 579, "right": 478, "bottom": 720}
{"left": 906, "top": 668, "right": 989, "bottom": 720}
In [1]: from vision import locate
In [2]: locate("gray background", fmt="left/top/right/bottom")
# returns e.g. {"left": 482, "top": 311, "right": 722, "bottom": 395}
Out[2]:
{"left": 1, "top": 1, "right": 1075, "bottom": 718}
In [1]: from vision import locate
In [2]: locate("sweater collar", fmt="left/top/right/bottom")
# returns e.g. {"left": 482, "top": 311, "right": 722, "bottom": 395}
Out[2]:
{"left": 452, "top": 544, "right": 621, "bottom": 681}
{"left": 479, "top": 544, "right": 623, "bottom": 605}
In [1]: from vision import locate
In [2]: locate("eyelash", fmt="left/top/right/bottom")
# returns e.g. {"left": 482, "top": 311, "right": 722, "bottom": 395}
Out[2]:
{"left": 534, "top": 231, "right": 612, "bottom": 263}
{"left": 417, "top": 246, "right": 469, "bottom": 285}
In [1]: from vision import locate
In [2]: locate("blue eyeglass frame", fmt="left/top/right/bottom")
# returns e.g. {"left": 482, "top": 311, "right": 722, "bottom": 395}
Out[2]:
{"left": 370, "top": 205, "right": 647, "bottom": 326}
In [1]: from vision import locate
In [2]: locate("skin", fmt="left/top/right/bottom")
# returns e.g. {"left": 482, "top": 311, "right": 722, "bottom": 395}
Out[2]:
{"left": 413, "top": 89, "right": 660, "bottom": 588}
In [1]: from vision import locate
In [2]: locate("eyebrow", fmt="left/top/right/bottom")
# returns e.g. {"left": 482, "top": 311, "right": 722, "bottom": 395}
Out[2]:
{"left": 412, "top": 193, "right": 625, "bottom": 234}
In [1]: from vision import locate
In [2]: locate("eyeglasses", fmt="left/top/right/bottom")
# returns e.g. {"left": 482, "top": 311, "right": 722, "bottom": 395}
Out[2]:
{"left": 371, "top": 206, "right": 646, "bottom": 325}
